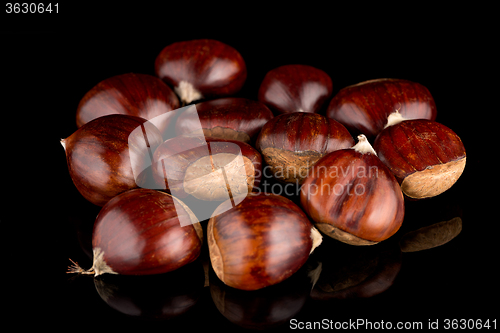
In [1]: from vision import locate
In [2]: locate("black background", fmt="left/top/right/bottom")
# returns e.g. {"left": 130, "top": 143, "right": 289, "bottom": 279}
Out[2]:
{"left": 2, "top": 5, "right": 495, "bottom": 332}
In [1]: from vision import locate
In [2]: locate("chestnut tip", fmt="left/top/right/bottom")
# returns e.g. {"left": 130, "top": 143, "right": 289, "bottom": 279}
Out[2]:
{"left": 384, "top": 110, "right": 406, "bottom": 129}
{"left": 352, "top": 134, "right": 377, "bottom": 156}
{"left": 175, "top": 80, "right": 204, "bottom": 104}
{"left": 310, "top": 227, "right": 323, "bottom": 254}
{"left": 91, "top": 247, "right": 117, "bottom": 277}
{"left": 67, "top": 248, "right": 117, "bottom": 277}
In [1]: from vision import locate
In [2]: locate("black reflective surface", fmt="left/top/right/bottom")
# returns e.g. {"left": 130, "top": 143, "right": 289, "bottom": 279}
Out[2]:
{"left": 5, "top": 17, "right": 494, "bottom": 332}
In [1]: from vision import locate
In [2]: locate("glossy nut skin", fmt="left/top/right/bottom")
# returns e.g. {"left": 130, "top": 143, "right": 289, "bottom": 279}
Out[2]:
{"left": 153, "top": 136, "right": 262, "bottom": 200}
{"left": 373, "top": 119, "right": 466, "bottom": 199}
{"left": 62, "top": 114, "right": 163, "bottom": 206}
{"left": 155, "top": 39, "right": 247, "bottom": 104}
{"left": 175, "top": 97, "right": 274, "bottom": 144}
{"left": 208, "top": 193, "right": 319, "bottom": 290}
{"left": 327, "top": 78, "right": 437, "bottom": 139}
{"left": 256, "top": 112, "right": 354, "bottom": 184}
{"left": 76, "top": 73, "right": 180, "bottom": 137}
{"left": 92, "top": 189, "right": 202, "bottom": 275}
{"left": 258, "top": 64, "right": 333, "bottom": 114}
{"left": 300, "top": 147, "right": 405, "bottom": 245}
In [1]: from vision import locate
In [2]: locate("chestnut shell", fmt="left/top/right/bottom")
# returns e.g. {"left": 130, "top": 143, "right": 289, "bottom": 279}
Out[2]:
{"left": 152, "top": 136, "right": 262, "bottom": 201}
{"left": 76, "top": 73, "right": 180, "bottom": 136}
{"left": 62, "top": 114, "right": 163, "bottom": 206}
{"left": 256, "top": 112, "right": 354, "bottom": 184}
{"left": 155, "top": 39, "right": 247, "bottom": 104}
{"left": 327, "top": 78, "right": 437, "bottom": 139}
{"left": 208, "top": 192, "right": 320, "bottom": 290}
{"left": 176, "top": 97, "right": 274, "bottom": 144}
{"left": 92, "top": 189, "right": 202, "bottom": 275}
{"left": 300, "top": 147, "right": 405, "bottom": 245}
{"left": 374, "top": 119, "right": 466, "bottom": 199}
{"left": 258, "top": 64, "right": 333, "bottom": 114}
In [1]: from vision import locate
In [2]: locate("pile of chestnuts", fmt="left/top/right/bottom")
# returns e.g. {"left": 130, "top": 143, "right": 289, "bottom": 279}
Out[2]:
{"left": 63, "top": 39, "right": 466, "bottom": 292}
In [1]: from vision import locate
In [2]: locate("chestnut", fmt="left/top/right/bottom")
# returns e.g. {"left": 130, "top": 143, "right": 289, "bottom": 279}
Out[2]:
{"left": 153, "top": 135, "right": 262, "bottom": 202}
{"left": 175, "top": 97, "right": 274, "bottom": 144}
{"left": 373, "top": 112, "right": 466, "bottom": 199}
{"left": 67, "top": 188, "right": 202, "bottom": 276}
{"left": 258, "top": 64, "right": 333, "bottom": 114}
{"left": 300, "top": 135, "right": 405, "bottom": 245}
{"left": 61, "top": 114, "right": 163, "bottom": 206}
{"left": 326, "top": 78, "right": 437, "bottom": 139}
{"left": 76, "top": 73, "right": 180, "bottom": 138}
{"left": 207, "top": 192, "right": 322, "bottom": 291}
{"left": 155, "top": 39, "right": 247, "bottom": 105}
{"left": 255, "top": 112, "right": 354, "bottom": 184}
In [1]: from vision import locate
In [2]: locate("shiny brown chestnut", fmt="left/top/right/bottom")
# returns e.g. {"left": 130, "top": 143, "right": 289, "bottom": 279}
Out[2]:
{"left": 155, "top": 39, "right": 247, "bottom": 105}
{"left": 256, "top": 112, "right": 354, "bottom": 184}
{"left": 327, "top": 78, "right": 437, "bottom": 139}
{"left": 175, "top": 97, "right": 274, "bottom": 144}
{"left": 67, "top": 189, "right": 202, "bottom": 276}
{"left": 373, "top": 112, "right": 466, "bottom": 199}
{"left": 61, "top": 114, "right": 163, "bottom": 206}
{"left": 258, "top": 64, "right": 333, "bottom": 114}
{"left": 300, "top": 135, "right": 405, "bottom": 245}
{"left": 153, "top": 136, "right": 262, "bottom": 201}
{"left": 76, "top": 73, "right": 180, "bottom": 137}
{"left": 208, "top": 192, "right": 322, "bottom": 291}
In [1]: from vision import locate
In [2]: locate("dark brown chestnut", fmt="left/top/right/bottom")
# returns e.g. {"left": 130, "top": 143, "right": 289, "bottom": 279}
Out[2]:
{"left": 327, "top": 78, "right": 437, "bottom": 139}
{"left": 256, "top": 112, "right": 354, "bottom": 184}
{"left": 61, "top": 114, "right": 163, "bottom": 206}
{"left": 208, "top": 192, "right": 322, "bottom": 290}
{"left": 155, "top": 39, "right": 247, "bottom": 105}
{"left": 300, "top": 135, "right": 405, "bottom": 245}
{"left": 373, "top": 112, "right": 466, "bottom": 199}
{"left": 175, "top": 97, "right": 274, "bottom": 144}
{"left": 152, "top": 136, "right": 262, "bottom": 201}
{"left": 258, "top": 64, "right": 333, "bottom": 114}
{"left": 76, "top": 73, "right": 180, "bottom": 137}
{"left": 67, "top": 188, "right": 202, "bottom": 276}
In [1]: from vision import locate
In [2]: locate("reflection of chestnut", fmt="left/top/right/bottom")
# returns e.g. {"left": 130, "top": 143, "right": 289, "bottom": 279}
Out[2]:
{"left": 209, "top": 263, "right": 311, "bottom": 330}
{"left": 256, "top": 112, "right": 354, "bottom": 184}
{"left": 76, "top": 73, "right": 180, "bottom": 137}
{"left": 153, "top": 136, "right": 262, "bottom": 201}
{"left": 208, "top": 192, "right": 322, "bottom": 290}
{"left": 94, "top": 260, "right": 204, "bottom": 320}
{"left": 61, "top": 114, "right": 163, "bottom": 206}
{"left": 374, "top": 113, "right": 466, "bottom": 199}
{"left": 300, "top": 135, "right": 405, "bottom": 245}
{"left": 327, "top": 78, "right": 437, "bottom": 139}
{"left": 258, "top": 64, "right": 333, "bottom": 114}
{"left": 399, "top": 217, "right": 462, "bottom": 253}
{"left": 175, "top": 97, "right": 274, "bottom": 144}
{"left": 310, "top": 241, "right": 402, "bottom": 300}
